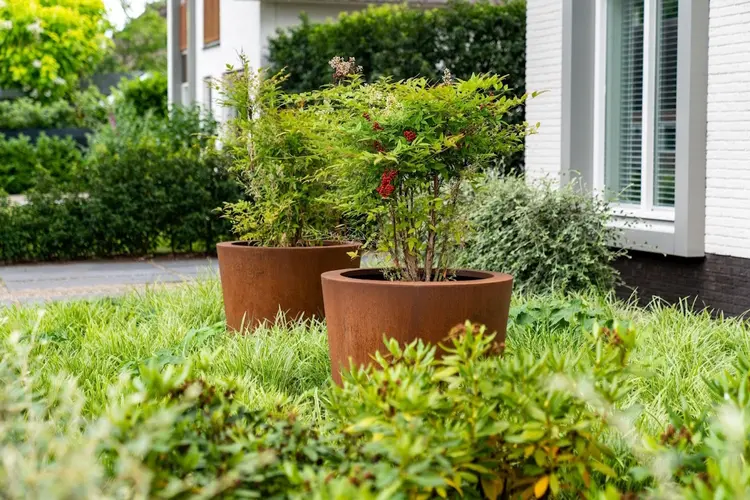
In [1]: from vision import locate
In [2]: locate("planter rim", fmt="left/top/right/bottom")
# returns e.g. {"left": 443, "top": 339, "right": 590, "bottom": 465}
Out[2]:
{"left": 217, "top": 241, "right": 361, "bottom": 252}
{"left": 321, "top": 268, "right": 512, "bottom": 287}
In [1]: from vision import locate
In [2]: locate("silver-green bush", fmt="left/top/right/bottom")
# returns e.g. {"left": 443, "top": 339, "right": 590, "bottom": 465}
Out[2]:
{"left": 458, "top": 176, "right": 622, "bottom": 294}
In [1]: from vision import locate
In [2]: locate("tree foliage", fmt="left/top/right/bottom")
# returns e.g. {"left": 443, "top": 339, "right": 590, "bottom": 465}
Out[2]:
{"left": 98, "top": 0, "right": 167, "bottom": 73}
{"left": 0, "top": 0, "right": 110, "bottom": 100}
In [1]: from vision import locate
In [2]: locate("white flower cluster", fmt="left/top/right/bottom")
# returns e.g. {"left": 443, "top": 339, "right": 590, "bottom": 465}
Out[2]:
{"left": 26, "top": 19, "right": 43, "bottom": 35}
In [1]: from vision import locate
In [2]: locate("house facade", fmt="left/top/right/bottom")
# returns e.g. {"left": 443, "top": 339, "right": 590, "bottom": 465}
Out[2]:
{"left": 526, "top": 0, "right": 750, "bottom": 314}
{"left": 165, "top": 0, "right": 368, "bottom": 117}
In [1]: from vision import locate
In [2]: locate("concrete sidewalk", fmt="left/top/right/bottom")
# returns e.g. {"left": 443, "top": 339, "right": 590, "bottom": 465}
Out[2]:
{"left": 0, "top": 257, "right": 218, "bottom": 306}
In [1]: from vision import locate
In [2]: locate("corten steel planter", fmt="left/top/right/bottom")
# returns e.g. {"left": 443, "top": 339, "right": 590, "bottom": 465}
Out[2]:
{"left": 322, "top": 268, "right": 513, "bottom": 384}
{"left": 217, "top": 241, "right": 361, "bottom": 331}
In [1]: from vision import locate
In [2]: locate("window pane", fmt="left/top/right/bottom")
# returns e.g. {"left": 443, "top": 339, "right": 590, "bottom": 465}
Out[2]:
{"left": 653, "top": 0, "right": 678, "bottom": 207}
{"left": 605, "top": 0, "right": 644, "bottom": 204}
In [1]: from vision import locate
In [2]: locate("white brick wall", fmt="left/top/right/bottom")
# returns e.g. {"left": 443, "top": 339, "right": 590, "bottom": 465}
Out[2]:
{"left": 705, "top": 0, "right": 750, "bottom": 258}
{"left": 524, "top": 0, "right": 563, "bottom": 183}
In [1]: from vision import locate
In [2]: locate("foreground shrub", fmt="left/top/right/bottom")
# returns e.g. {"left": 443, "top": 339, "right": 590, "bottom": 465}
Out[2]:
{"left": 4, "top": 304, "right": 750, "bottom": 497}
{"left": 458, "top": 176, "right": 622, "bottom": 294}
{"left": 0, "top": 107, "right": 240, "bottom": 262}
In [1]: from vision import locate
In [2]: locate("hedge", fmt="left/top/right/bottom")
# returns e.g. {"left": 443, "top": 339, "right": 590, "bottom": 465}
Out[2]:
{"left": 0, "top": 132, "right": 83, "bottom": 194}
{"left": 268, "top": 0, "right": 525, "bottom": 93}
{"left": 0, "top": 107, "right": 240, "bottom": 263}
{"left": 267, "top": 0, "right": 526, "bottom": 171}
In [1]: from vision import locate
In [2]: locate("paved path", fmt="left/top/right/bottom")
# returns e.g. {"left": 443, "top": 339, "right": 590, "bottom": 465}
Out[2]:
{"left": 0, "top": 257, "right": 218, "bottom": 306}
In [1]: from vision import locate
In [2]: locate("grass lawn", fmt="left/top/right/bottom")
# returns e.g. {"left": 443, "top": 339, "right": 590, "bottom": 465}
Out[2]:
{"left": 1, "top": 278, "right": 748, "bottom": 433}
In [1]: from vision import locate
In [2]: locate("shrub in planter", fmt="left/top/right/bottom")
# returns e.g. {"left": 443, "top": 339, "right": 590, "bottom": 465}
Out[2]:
{"left": 457, "top": 176, "right": 623, "bottom": 294}
{"left": 311, "top": 62, "right": 535, "bottom": 381}
{"left": 216, "top": 58, "right": 360, "bottom": 331}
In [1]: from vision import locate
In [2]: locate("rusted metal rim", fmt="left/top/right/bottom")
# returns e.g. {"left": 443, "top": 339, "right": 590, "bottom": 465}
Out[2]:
{"left": 321, "top": 268, "right": 513, "bottom": 287}
{"left": 217, "top": 241, "right": 361, "bottom": 251}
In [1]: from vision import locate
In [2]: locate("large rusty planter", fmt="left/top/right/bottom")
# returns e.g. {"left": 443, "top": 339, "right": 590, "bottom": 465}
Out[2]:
{"left": 322, "top": 268, "right": 513, "bottom": 384}
{"left": 217, "top": 241, "right": 360, "bottom": 331}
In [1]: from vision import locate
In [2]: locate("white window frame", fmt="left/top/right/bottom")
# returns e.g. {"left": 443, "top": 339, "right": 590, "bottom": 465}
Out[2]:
{"left": 593, "top": 0, "right": 676, "bottom": 223}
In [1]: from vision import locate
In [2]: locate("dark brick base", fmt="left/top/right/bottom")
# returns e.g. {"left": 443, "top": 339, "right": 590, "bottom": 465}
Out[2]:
{"left": 613, "top": 251, "right": 750, "bottom": 316}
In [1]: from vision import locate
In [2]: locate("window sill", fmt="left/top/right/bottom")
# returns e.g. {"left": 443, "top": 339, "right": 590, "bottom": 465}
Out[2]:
{"left": 608, "top": 216, "right": 675, "bottom": 255}
{"left": 203, "top": 41, "right": 220, "bottom": 50}
{"left": 611, "top": 205, "right": 675, "bottom": 222}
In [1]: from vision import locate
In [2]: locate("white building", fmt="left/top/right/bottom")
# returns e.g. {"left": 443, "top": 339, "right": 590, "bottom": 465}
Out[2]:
{"left": 526, "top": 0, "right": 750, "bottom": 313}
{"left": 165, "top": 0, "right": 386, "bottom": 117}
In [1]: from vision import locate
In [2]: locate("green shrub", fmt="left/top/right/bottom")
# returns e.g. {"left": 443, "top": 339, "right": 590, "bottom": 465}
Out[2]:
{"left": 115, "top": 72, "right": 168, "bottom": 118}
{"left": 0, "top": 133, "right": 82, "bottom": 194}
{"left": 0, "top": 98, "right": 76, "bottom": 130}
{"left": 267, "top": 0, "right": 527, "bottom": 173}
{"left": 0, "top": 88, "right": 109, "bottom": 131}
{"left": 4, "top": 312, "right": 750, "bottom": 498}
{"left": 0, "top": 106, "right": 240, "bottom": 262}
{"left": 220, "top": 61, "right": 348, "bottom": 247}
{"left": 457, "top": 176, "right": 622, "bottom": 294}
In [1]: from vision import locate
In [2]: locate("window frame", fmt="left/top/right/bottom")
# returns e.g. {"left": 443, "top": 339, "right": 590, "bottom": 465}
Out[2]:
{"left": 593, "top": 0, "right": 676, "bottom": 222}
{"left": 562, "top": 0, "right": 708, "bottom": 257}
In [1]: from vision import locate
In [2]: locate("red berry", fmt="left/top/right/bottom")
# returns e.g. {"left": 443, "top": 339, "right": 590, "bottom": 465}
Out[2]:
{"left": 374, "top": 140, "right": 386, "bottom": 153}
{"left": 372, "top": 122, "right": 383, "bottom": 131}
{"left": 403, "top": 130, "right": 417, "bottom": 142}
{"left": 362, "top": 112, "right": 371, "bottom": 121}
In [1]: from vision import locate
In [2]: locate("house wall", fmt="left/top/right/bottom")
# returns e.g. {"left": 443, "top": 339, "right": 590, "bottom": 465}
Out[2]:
{"left": 194, "top": 0, "right": 262, "bottom": 116}
{"left": 259, "top": 2, "right": 364, "bottom": 65}
{"left": 524, "top": 0, "right": 750, "bottom": 314}
{"left": 704, "top": 0, "right": 750, "bottom": 259}
{"left": 191, "top": 0, "right": 363, "bottom": 119}
{"left": 524, "top": 0, "right": 563, "bottom": 184}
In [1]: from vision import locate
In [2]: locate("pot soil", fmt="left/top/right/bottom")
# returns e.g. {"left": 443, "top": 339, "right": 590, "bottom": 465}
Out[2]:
{"left": 217, "top": 241, "right": 361, "bottom": 331}
{"left": 321, "top": 268, "right": 513, "bottom": 384}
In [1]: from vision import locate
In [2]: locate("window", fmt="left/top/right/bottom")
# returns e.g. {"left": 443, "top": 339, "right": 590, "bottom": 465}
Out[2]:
{"left": 601, "top": 0, "right": 678, "bottom": 214}
{"left": 204, "top": 0, "right": 220, "bottom": 46}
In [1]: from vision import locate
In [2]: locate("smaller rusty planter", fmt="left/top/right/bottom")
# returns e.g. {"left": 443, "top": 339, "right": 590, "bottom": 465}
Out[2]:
{"left": 322, "top": 268, "right": 513, "bottom": 384}
{"left": 217, "top": 241, "right": 360, "bottom": 331}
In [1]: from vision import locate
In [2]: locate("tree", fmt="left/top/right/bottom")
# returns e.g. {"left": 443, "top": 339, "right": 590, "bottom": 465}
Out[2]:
{"left": 0, "top": 0, "right": 110, "bottom": 101}
{"left": 99, "top": 1, "right": 167, "bottom": 73}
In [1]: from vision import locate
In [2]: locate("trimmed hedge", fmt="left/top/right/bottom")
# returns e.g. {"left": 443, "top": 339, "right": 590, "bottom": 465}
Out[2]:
{"left": 0, "top": 133, "right": 82, "bottom": 194}
{"left": 0, "top": 107, "right": 240, "bottom": 263}
{"left": 267, "top": 0, "right": 526, "bottom": 172}
{"left": 268, "top": 1, "right": 525, "bottom": 93}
